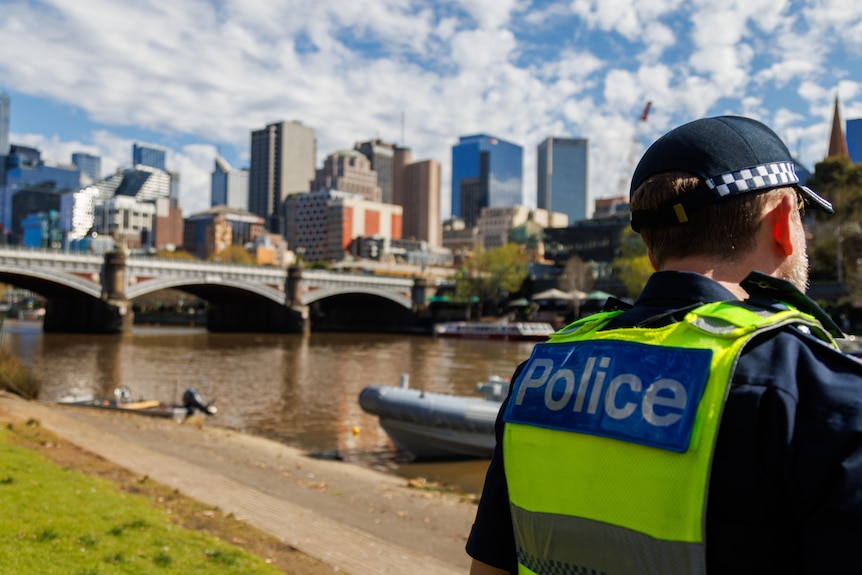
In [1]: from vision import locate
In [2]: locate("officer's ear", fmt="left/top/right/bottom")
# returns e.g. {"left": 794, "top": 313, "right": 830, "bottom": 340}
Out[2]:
{"left": 647, "top": 251, "right": 659, "bottom": 272}
{"left": 769, "top": 192, "right": 797, "bottom": 257}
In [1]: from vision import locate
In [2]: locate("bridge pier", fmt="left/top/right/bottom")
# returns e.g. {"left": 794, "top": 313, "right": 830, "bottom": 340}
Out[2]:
{"left": 43, "top": 296, "right": 132, "bottom": 334}
{"left": 42, "top": 249, "right": 134, "bottom": 333}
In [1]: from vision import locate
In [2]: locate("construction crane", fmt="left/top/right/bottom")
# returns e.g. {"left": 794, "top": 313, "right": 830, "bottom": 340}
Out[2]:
{"left": 618, "top": 101, "right": 652, "bottom": 196}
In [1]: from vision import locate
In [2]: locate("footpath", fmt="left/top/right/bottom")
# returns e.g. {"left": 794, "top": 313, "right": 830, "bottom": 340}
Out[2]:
{"left": 0, "top": 392, "right": 478, "bottom": 575}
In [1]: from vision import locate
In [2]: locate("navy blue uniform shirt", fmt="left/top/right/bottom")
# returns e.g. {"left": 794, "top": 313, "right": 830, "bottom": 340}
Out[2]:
{"left": 466, "top": 271, "right": 862, "bottom": 574}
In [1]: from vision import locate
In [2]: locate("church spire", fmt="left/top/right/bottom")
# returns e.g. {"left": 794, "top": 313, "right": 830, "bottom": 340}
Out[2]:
{"left": 827, "top": 94, "right": 850, "bottom": 159}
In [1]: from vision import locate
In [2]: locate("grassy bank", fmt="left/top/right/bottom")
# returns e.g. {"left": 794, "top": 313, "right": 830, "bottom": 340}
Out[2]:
{"left": 0, "top": 418, "right": 334, "bottom": 575}
{"left": 0, "top": 348, "right": 41, "bottom": 399}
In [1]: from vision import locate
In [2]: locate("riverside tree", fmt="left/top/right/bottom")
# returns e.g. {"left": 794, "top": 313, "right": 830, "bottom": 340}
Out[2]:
{"left": 613, "top": 225, "right": 653, "bottom": 299}
{"left": 207, "top": 245, "right": 256, "bottom": 265}
{"left": 455, "top": 243, "right": 528, "bottom": 318}
{"left": 806, "top": 157, "right": 862, "bottom": 286}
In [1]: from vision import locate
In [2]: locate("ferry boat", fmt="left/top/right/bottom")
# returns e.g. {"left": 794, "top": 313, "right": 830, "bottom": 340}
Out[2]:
{"left": 433, "top": 321, "right": 554, "bottom": 341}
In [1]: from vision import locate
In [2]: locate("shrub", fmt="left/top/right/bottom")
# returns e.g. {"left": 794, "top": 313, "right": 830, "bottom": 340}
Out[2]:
{"left": 0, "top": 350, "right": 41, "bottom": 399}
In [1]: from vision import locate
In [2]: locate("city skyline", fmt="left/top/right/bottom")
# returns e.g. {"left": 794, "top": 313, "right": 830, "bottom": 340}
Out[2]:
{"left": 1, "top": 1, "right": 861, "bottom": 219}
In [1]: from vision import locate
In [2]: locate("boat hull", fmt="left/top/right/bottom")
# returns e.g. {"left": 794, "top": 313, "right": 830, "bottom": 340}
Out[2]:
{"left": 433, "top": 321, "right": 553, "bottom": 342}
{"left": 58, "top": 396, "right": 188, "bottom": 421}
{"left": 358, "top": 384, "right": 501, "bottom": 460}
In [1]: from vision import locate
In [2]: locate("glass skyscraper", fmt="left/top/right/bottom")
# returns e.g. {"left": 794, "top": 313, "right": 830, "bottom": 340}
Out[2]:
{"left": 537, "top": 137, "right": 588, "bottom": 223}
{"left": 72, "top": 152, "right": 101, "bottom": 183}
{"left": 451, "top": 134, "right": 522, "bottom": 227}
{"left": 847, "top": 119, "right": 862, "bottom": 164}
{"left": 132, "top": 143, "right": 167, "bottom": 171}
{"left": 211, "top": 156, "right": 249, "bottom": 211}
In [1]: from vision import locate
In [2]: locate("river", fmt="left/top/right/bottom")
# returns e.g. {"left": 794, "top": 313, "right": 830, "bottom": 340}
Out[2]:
{"left": 2, "top": 319, "right": 537, "bottom": 495}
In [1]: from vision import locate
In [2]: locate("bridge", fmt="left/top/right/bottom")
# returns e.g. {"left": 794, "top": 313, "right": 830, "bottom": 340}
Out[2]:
{"left": 0, "top": 247, "right": 441, "bottom": 333}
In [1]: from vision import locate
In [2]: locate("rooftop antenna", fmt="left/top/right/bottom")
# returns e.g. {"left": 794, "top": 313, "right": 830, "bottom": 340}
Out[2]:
{"left": 400, "top": 110, "right": 405, "bottom": 146}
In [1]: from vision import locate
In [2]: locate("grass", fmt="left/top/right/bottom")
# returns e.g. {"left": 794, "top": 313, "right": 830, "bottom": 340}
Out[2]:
{"left": 0, "top": 422, "right": 287, "bottom": 575}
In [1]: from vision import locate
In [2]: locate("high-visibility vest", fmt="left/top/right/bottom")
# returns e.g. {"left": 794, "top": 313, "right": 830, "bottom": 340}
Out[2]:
{"left": 503, "top": 301, "right": 836, "bottom": 575}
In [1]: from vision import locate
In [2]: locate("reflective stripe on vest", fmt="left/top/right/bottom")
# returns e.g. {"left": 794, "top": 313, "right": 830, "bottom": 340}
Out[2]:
{"left": 503, "top": 301, "right": 835, "bottom": 575}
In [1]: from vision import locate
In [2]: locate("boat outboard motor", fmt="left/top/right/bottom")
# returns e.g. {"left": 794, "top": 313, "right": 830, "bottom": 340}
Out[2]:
{"left": 182, "top": 388, "right": 217, "bottom": 416}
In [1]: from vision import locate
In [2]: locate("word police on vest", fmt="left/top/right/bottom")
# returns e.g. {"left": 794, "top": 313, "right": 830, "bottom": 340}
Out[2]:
{"left": 503, "top": 341, "right": 713, "bottom": 452}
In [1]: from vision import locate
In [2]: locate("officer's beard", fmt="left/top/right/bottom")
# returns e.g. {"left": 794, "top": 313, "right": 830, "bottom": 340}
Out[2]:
{"left": 779, "top": 220, "right": 810, "bottom": 293}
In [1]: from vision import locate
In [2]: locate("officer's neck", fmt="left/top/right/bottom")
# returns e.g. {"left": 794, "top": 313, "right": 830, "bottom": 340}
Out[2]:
{"left": 658, "top": 258, "right": 757, "bottom": 300}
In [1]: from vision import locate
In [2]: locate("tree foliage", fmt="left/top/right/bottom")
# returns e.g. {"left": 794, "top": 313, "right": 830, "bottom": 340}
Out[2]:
{"left": 456, "top": 243, "right": 528, "bottom": 317}
{"left": 561, "top": 255, "right": 595, "bottom": 295}
{"left": 207, "top": 245, "right": 256, "bottom": 265}
{"left": 613, "top": 226, "right": 653, "bottom": 299}
{"left": 807, "top": 157, "right": 862, "bottom": 283}
{"left": 155, "top": 249, "right": 198, "bottom": 260}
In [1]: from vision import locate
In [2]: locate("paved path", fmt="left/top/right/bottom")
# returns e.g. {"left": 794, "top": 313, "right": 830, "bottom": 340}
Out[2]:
{"left": 0, "top": 393, "right": 478, "bottom": 575}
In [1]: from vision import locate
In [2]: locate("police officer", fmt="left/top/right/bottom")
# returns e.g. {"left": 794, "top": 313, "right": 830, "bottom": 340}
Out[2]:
{"left": 467, "top": 116, "right": 862, "bottom": 574}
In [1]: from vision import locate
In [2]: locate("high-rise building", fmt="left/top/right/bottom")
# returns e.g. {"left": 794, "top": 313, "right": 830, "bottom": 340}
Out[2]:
{"left": 249, "top": 120, "right": 317, "bottom": 234}
{"left": 284, "top": 189, "right": 402, "bottom": 262}
{"left": 537, "top": 137, "right": 589, "bottom": 223}
{"left": 451, "top": 134, "right": 522, "bottom": 227}
{"left": 132, "top": 143, "right": 167, "bottom": 171}
{"left": 72, "top": 152, "right": 101, "bottom": 184}
{"left": 355, "top": 139, "right": 395, "bottom": 204}
{"left": 2, "top": 145, "right": 82, "bottom": 231}
{"left": 313, "top": 150, "right": 381, "bottom": 201}
{"left": 0, "top": 92, "right": 11, "bottom": 158}
{"left": 847, "top": 118, "right": 862, "bottom": 164}
{"left": 114, "top": 166, "right": 171, "bottom": 202}
{"left": 0, "top": 91, "right": 9, "bottom": 157}
{"left": 93, "top": 195, "right": 157, "bottom": 250}
{"left": 401, "top": 159, "right": 442, "bottom": 246}
{"left": 211, "top": 156, "right": 249, "bottom": 210}
{"left": 182, "top": 206, "right": 265, "bottom": 259}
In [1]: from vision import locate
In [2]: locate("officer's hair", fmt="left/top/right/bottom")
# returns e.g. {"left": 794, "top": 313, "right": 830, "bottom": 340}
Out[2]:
{"left": 632, "top": 172, "right": 794, "bottom": 270}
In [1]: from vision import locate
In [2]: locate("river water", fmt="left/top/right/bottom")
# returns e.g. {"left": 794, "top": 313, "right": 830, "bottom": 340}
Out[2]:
{"left": 2, "top": 319, "right": 537, "bottom": 494}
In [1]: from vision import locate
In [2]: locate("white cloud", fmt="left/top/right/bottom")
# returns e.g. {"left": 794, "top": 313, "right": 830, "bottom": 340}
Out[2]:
{"left": 457, "top": 0, "right": 524, "bottom": 29}
{"left": 168, "top": 144, "right": 219, "bottom": 216}
{"left": 0, "top": 0, "right": 860, "bottom": 223}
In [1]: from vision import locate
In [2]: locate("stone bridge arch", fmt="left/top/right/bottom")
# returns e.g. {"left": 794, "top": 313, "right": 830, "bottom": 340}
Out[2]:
{"left": 127, "top": 277, "right": 287, "bottom": 305}
{"left": 0, "top": 265, "right": 102, "bottom": 299}
{"left": 302, "top": 286, "right": 413, "bottom": 309}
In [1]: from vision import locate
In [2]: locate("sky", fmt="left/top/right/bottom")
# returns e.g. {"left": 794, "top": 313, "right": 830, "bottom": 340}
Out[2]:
{"left": 1, "top": 0, "right": 861, "bottom": 218}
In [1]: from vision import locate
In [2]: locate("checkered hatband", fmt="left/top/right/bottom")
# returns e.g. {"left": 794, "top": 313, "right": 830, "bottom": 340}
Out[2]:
{"left": 705, "top": 161, "right": 799, "bottom": 197}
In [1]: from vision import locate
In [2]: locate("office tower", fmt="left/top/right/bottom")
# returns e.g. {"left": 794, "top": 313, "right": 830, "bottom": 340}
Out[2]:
{"left": 401, "top": 159, "right": 442, "bottom": 246}
{"left": 312, "top": 150, "right": 381, "bottom": 201}
{"left": 183, "top": 206, "right": 265, "bottom": 259}
{"left": 847, "top": 119, "right": 862, "bottom": 164}
{"left": 61, "top": 185, "right": 104, "bottom": 244}
{"left": 451, "top": 134, "right": 522, "bottom": 227}
{"left": 211, "top": 155, "right": 249, "bottom": 210}
{"left": 537, "top": 137, "right": 589, "bottom": 223}
{"left": 392, "top": 146, "right": 412, "bottom": 207}
{"left": 93, "top": 195, "right": 157, "bottom": 250}
{"left": 169, "top": 171, "right": 180, "bottom": 202}
{"left": 132, "top": 143, "right": 168, "bottom": 171}
{"left": 72, "top": 152, "right": 101, "bottom": 183}
{"left": 0, "top": 91, "right": 9, "bottom": 156}
{"left": 10, "top": 183, "right": 62, "bottom": 240}
{"left": 249, "top": 120, "right": 317, "bottom": 234}
{"left": 284, "top": 189, "right": 402, "bottom": 262}
{"left": 355, "top": 139, "right": 395, "bottom": 203}
{"left": 114, "top": 166, "right": 171, "bottom": 201}
{"left": 2, "top": 145, "right": 82, "bottom": 230}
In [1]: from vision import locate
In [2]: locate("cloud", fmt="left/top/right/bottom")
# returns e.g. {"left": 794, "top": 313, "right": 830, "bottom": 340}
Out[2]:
{"left": 0, "top": 0, "right": 860, "bottom": 224}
